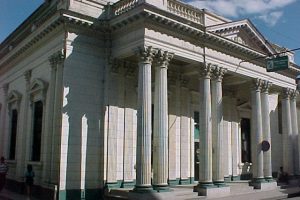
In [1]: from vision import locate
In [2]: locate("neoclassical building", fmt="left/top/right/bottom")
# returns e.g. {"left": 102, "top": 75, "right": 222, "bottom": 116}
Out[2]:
{"left": 0, "top": 0, "right": 299, "bottom": 199}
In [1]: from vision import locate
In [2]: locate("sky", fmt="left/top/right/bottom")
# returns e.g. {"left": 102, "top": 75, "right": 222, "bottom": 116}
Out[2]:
{"left": 1, "top": 0, "right": 300, "bottom": 63}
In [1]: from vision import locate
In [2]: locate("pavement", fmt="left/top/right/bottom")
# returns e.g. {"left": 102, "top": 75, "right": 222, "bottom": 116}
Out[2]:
{"left": 0, "top": 189, "right": 39, "bottom": 200}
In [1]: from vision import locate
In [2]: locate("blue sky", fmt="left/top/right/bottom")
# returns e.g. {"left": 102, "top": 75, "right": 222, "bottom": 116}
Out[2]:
{"left": 1, "top": 0, "right": 300, "bottom": 63}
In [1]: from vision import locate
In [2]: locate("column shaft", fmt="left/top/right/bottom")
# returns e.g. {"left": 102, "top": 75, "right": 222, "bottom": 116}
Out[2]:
{"left": 261, "top": 81, "right": 272, "bottom": 180}
{"left": 282, "top": 88, "right": 294, "bottom": 175}
{"left": 134, "top": 47, "right": 154, "bottom": 190}
{"left": 153, "top": 50, "right": 173, "bottom": 189}
{"left": 198, "top": 65, "right": 213, "bottom": 186}
{"left": 251, "top": 79, "right": 264, "bottom": 181}
{"left": 211, "top": 67, "right": 226, "bottom": 184}
{"left": 290, "top": 91, "right": 299, "bottom": 175}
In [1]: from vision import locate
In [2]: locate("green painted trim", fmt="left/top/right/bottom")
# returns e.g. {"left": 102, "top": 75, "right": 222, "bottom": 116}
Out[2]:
{"left": 152, "top": 185, "right": 171, "bottom": 192}
{"left": 197, "top": 182, "right": 215, "bottom": 189}
{"left": 132, "top": 185, "right": 155, "bottom": 193}
{"left": 106, "top": 180, "right": 123, "bottom": 189}
{"left": 231, "top": 176, "right": 241, "bottom": 181}
{"left": 59, "top": 189, "right": 103, "bottom": 200}
{"left": 265, "top": 177, "right": 275, "bottom": 182}
{"left": 168, "top": 178, "right": 180, "bottom": 185}
{"left": 213, "top": 181, "right": 226, "bottom": 187}
{"left": 179, "top": 178, "right": 190, "bottom": 185}
{"left": 224, "top": 176, "right": 231, "bottom": 182}
{"left": 189, "top": 177, "right": 195, "bottom": 184}
{"left": 249, "top": 177, "right": 266, "bottom": 186}
{"left": 121, "top": 181, "right": 135, "bottom": 188}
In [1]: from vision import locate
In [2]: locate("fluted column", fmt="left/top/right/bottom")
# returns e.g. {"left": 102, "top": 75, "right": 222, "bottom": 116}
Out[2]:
{"left": 134, "top": 46, "right": 155, "bottom": 191}
{"left": 291, "top": 90, "right": 299, "bottom": 175}
{"left": 251, "top": 79, "right": 264, "bottom": 182}
{"left": 211, "top": 66, "right": 226, "bottom": 185}
{"left": 282, "top": 88, "right": 294, "bottom": 175}
{"left": 261, "top": 80, "right": 273, "bottom": 181}
{"left": 197, "top": 64, "right": 213, "bottom": 188}
{"left": 153, "top": 50, "right": 173, "bottom": 190}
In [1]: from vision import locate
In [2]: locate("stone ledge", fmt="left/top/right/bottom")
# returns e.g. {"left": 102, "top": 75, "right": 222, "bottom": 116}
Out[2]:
{"left": 196, "top": 185, "right": 230, "bottom": 198}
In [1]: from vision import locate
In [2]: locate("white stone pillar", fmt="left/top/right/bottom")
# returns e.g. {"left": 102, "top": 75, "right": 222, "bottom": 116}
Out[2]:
{"left": 261, "top": 81, "right": 273, "bottom": 180}
{"left": 197, "top": 64, "right": 213, "bottom": 188}
{"left": 231, "top": 97, "right": 239, "bottom": 181}
{"left": 211, "top": 66, "right": 226, "bottom": 185}
{"left": 251, "top": 79, "right": 264, "bottom": 183}
{"left": 153, "top": 50, "right": 173, "bottom": 190}
{"left": 180, "top": 78, "right": 191, "bottom": 184}
{"left": 282, "top": 88, "right": 294, "bottom": 176}
{"left": 134, "top": 46, "right": 155, "bottom": 191}
{"left": 290, "top": 90, "right": 299, "bottom": 175}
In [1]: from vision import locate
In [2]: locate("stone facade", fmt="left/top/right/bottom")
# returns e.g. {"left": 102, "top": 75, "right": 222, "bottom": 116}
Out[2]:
{"left": 0, "top": 0, "right": 300, "bottom": 199}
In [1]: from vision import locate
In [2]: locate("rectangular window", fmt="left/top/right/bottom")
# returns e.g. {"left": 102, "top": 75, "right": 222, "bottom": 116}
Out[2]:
{"left": 9, "top": 109, "right": 18, "bottom": 160}
{"left": 31, "top": 101, "right": 43, "bottom": 161}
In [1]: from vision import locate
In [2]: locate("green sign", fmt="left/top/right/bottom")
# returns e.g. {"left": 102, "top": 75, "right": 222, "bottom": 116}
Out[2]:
{"left": 266, "top": 56, "right": 289, "bottom": 72}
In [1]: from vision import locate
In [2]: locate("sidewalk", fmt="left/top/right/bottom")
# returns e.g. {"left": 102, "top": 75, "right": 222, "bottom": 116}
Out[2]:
{"left": 0, "top": 189, "right": 39, "bottom": 200}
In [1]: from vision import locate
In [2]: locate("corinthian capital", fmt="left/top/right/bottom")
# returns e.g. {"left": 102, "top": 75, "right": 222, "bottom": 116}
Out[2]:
{"left": 136, "top": 46, "right": 156, "bottom": 64}
{"left": 155, "top": 50, "right": 174, "bottom": 68}
{"left": 49, "top": 50, "right": 65, "bottom": 66}
{"left": 261, "top": 80, "right": 272, "bottom": 93}
{"left": 252, "top": 78, "right": 263, "bottom": 91}
{"left": 198, "top": 63, "right": 214, "bottom": 79}
{"left": 290, "top": 89, "right": 298, "bottom": 100}
{"left": 212, "top": 66, "right": 227, "bottom": 81}
{"left": 282, "top": 88, "right": 292, "bottom": 99}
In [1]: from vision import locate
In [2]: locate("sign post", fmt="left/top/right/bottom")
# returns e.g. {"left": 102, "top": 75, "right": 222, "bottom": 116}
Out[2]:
{"left": 266, "top": 56, "right": 289, "bottom": 72}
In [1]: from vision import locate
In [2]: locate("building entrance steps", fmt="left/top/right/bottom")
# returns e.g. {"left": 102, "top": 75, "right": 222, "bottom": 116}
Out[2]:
{"left": 106, "top": 181, "right": 300, "bottom": 200}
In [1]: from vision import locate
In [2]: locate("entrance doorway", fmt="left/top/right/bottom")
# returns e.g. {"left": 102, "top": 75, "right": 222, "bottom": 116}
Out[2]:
{"left": 241, "top": 118, "right": 251, "bottom": 163}
{"left": 194, "top": 111, "right": 200, "bottom": 181}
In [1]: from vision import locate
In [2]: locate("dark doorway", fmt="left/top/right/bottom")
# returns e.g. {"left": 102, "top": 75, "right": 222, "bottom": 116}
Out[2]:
{"left": 241, "top": 118, "right": 251, "bottom": 163}
{"left": 194, "top": 111, "right": 200, "bottom": 181}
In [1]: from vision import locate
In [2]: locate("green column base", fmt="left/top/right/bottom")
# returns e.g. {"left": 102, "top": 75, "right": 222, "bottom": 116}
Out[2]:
{"left": 224, "top": 176, "right": 231, "bottom": 182}
{"left": 132, "top": 185, "right": 154, "bottom": 193}
{"left": 213, "top": 181, "right": 226, "bottom": 187}
{"left": 265, "top": 177, "right": 275, "bottom": 182}
{"left": 153, "top": 185, "right": 171, "bottom": 192}
{"left": 179, "top": 178, "right": 190, "bottom": 185}
{"left": 106, "top": 180, "right": 122, "bottom": 189}
{"left": 197, "top": 182, "right": 215, "bottom": 189}
{"left": 121, "top": 181, "right": 135, "bottom": 188}
{"left": 189, "top": 177, "right": 195, "bottom": 184}
{"left": 168, "top": 179, "right": 180, "bottom": 186}
{"left": 231, "top": 176, "right": 240, "bottom": 181}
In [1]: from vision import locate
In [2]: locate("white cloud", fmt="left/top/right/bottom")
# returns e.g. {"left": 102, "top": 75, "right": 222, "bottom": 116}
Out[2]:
{"left": 187, "top": 0, "right": 296, "bottom": 25}
{"left": 258, "top": 11, "right": 283, "bottom": 27}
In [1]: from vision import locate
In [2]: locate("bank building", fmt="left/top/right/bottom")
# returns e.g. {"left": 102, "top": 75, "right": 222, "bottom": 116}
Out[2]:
{"left": 0, "top": 0, "right": 299, "bottom": 199}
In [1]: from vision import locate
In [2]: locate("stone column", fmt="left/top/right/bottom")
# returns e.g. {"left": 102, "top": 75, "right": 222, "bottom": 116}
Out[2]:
{"left": 197, "top": 64, "right": 213, "bottom": 188}
{"left": 261, "top": 81, "right": 273, "bottom": 181}
{"left": 290, "top": 90, "right": 299, "bottom": 175}
{"left": 153, "top": 50, "right": 173, "bottom": 190}
{"left": 250, "top": 79, "right": 264, "bottom": 183}
{"left": 179, "top": 78, "right": 191, "bottom": 185}
{"left": 211, "top": 66, "right": 226, "bottom": 185}
{"left": 134, "top": 46, "right": 155, "bottom": 191}
{"left": 282, "top": 88, "right": 294, "bottom": 175}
